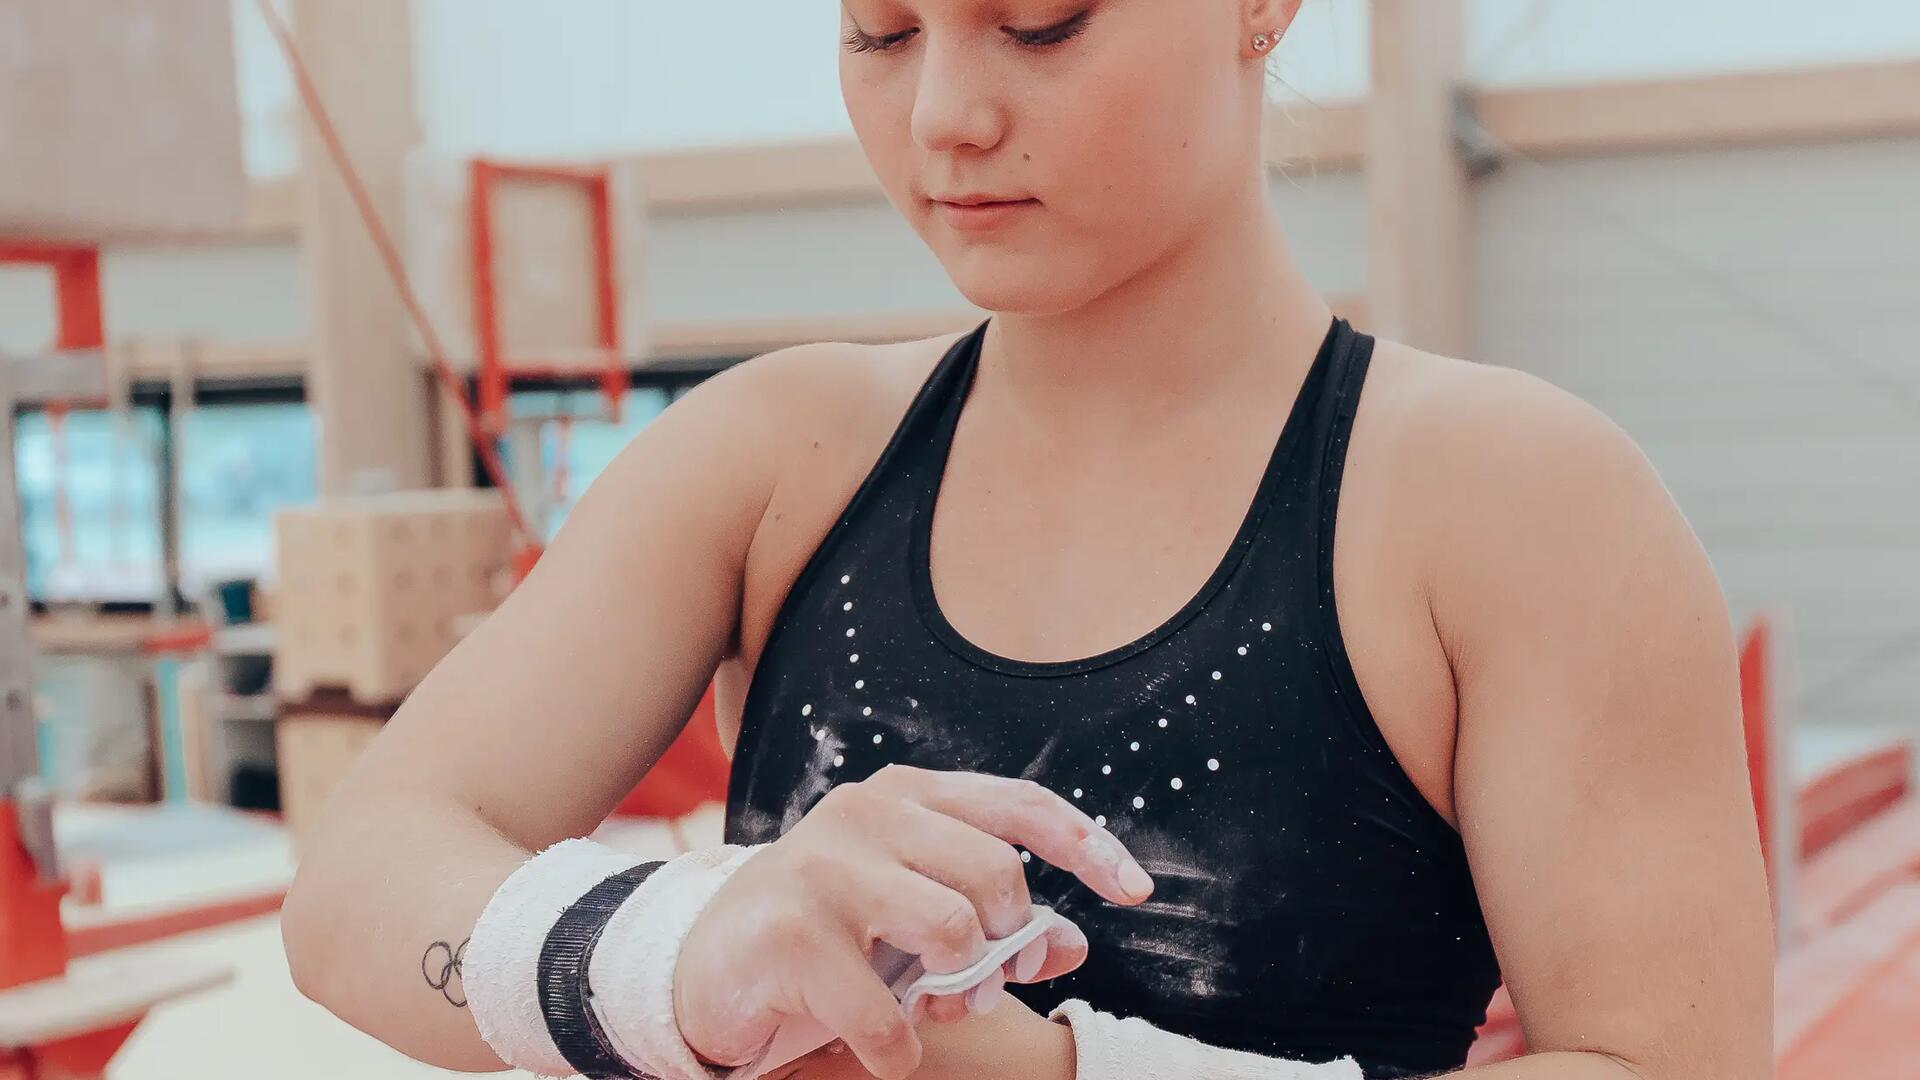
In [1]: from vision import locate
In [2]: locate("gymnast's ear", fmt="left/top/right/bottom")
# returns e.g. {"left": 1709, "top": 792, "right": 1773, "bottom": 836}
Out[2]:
{"left": 1241, "top": 0, "right": 1306, "bottom": 44}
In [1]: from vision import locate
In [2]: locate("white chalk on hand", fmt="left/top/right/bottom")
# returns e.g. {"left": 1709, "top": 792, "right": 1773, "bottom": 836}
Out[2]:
{"left": 731, "top": 905, "right": 1069, "bottom": 1079}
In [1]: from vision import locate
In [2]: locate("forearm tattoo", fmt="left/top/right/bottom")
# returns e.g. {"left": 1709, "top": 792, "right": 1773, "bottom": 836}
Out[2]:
{"left": 422, "top": 938, "right": 469, "bottom": 1008}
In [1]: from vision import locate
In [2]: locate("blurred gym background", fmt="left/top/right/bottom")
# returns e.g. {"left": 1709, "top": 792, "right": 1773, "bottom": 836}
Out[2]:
{"left": 2, "top": 2, "right": 1917, "bottom": 1077}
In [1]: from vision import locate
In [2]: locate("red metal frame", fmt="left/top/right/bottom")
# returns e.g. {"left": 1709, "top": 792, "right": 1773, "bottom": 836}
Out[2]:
{"left": 0, "top": 245, "right": 106, "bottom": 574}
{"left": 1798, "top": 744, "right": 1911, "bottom": 861}
{"left": 0, "top": 801, "right": 69, "bottom": 994}
{"left": 467, "top": 160, "right": 625, "bottom": 436}
{"left": 66, "top": 888, "right": 287, "bottom": 958}
{"left": 20, "top": 1021, "right": 139, "bottom": 1079}
{"left": 1741, "top": 618, "right": 1775, "bottom": 866}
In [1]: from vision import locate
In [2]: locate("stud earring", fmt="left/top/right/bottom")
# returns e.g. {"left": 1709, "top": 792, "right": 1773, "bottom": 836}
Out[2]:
{"left": 1252, "top": 29, "right": 1280, "bottom": 53}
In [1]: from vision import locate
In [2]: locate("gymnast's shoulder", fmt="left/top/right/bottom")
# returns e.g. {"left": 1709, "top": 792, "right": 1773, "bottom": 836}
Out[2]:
{"left": 578, "top": 335, "right": 952, "bottom": 525}
{"left": 667, "top": 333, "right": 953, "bottom": 461}
{"left": 1352, "top": 337, "right": 1703, "bottom": 613}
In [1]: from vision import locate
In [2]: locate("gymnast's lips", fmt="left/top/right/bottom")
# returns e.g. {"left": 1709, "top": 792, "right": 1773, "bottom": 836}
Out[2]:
{"left": 931, "top": 193, "right": 1041, "bottom": 232}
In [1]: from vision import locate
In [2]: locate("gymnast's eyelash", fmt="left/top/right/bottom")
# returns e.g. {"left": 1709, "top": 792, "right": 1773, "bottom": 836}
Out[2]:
{"left": 842, "top": 25, "right": 917, "bottom": 54}
{"left": 841, "top": 10, "right": 1093, "bottom": 55}
{"left": 1007, "top": 10, "right": 1092, "bottom": 49}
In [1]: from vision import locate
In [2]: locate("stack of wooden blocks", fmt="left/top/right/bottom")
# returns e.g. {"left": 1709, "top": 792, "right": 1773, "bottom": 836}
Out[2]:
{"left": 272, "top": 491, "right": 513, "bottom": 842}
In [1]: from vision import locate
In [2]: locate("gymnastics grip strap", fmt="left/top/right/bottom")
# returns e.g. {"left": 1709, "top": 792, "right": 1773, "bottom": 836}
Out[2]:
{"left": 466, "top": 837, "right": 767, "bottom": 1080}
{"left": 1047, "top": 999, "right": 1365, "bottom": 1080}
{"left": 536, "top": 863, "right": 668, "bottom": 1078}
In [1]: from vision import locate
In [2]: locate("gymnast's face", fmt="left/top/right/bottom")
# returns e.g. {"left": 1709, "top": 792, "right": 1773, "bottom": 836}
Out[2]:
{"left": 841, "top": 0, "right": 1297, "bottom": 315}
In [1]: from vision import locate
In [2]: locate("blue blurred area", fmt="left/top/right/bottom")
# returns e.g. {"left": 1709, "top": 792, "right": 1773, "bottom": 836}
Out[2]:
{"left": 14, "top": 407, "right": 166, "bottom": 602}
{"left": 12, "top": 389, "right": 698, "bottom": 601}
{"left": 13, "top": 403, "right": 317, "bottom": 601}
{"left": 514, "top": 385, "right": 686, "bottom": 539}
{"left": 178, "top": 403, "right": 317, "bottom": 593}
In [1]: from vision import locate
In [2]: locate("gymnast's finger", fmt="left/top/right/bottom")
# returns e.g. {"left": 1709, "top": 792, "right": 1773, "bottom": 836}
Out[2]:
{"left": 794, "top": 931, "right": 924, "bottom": 1080}
{"left": 876, "top": 799, "right": 1037, "bottom": 940}
{"left": 893, "top": 768, "right": 1156, "bottom": 905}
{"left": 1005, "top": 915, "right": 1091, "bottom": 984}
{"left": 820, "top": 859, "right": 990, "bottom": 980}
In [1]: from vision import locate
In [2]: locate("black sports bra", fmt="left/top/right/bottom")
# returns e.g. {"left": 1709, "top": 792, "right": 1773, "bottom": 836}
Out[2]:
{"left": 724, "top": 320, "right": 1501, "bottom": 1078}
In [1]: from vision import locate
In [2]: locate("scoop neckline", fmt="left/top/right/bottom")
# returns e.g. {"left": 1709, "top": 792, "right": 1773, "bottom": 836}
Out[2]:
{"left": 908, "top": 318, "right": 1343, "bottom": 679}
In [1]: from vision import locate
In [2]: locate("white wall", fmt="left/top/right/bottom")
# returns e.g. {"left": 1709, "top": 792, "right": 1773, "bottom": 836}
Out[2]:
{"left": 0, "top": 243, "right": 306, "bottom": 354}
{"left": 0, "top": 266, "right": 58, "bottom": 353}
{"left": 102, "top": 244, "right": 309, "bottom": 342}
{"left": 402, "top": 0, "right": 1372, "bottom": 163}
{"left": 225, "top": 1, "right": 1920, "bottom": 174}
{"left": 1466, "top": 0, "right": 1920, "bottom": 86}
{"left": 228, "top": 0, "right": 298, "bottom": 177}
{"left": 1475, "top": 137, "right": 1920, "bottom": 732}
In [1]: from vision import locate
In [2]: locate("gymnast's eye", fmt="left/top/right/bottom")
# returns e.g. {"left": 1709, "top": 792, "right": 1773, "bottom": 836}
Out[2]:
{"left": 1005, "top": 9, "right": 1092, "bottom": 49}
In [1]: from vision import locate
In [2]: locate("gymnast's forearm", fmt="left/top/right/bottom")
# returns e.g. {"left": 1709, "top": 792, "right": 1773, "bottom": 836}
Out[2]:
{"left": 280, "top": 791, "right": 527, "bottom": 1073}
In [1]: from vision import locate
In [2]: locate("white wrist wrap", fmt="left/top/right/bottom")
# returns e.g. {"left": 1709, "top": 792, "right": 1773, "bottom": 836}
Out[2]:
{"left": 464, "top": 837, "right": 765, "bottom": 1079}
{"left": 466, "top": 838, "right": 637, "bottom": 1076}
{"left": 590, "top": 844, "right": 765, "bottom": 1080}
{"left": 1047, "top": 999, "right": 1364, "bottom": 1080}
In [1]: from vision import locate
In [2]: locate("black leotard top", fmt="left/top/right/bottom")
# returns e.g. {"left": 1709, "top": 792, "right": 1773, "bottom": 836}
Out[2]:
{"left": 724, "top": 319, "right": 1501, "bottom": 1078}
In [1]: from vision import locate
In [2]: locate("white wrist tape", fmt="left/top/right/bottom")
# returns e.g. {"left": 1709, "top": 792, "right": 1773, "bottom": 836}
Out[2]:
{"left": 465, "top": 837, "right": 765, "bottom": 1079}
{"left": 1047, "top": 999, "right": 1364, "bottom": 1080}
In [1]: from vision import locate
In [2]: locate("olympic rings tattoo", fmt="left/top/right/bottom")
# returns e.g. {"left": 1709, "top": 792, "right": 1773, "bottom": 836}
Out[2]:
{"left": 422, "top": 938, "right": 469, "bottom": 1008}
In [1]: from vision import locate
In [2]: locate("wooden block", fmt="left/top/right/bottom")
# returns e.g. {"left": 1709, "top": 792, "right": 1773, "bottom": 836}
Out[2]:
{"left": 272, "top": 490, "right": 509, "bottom": 704}
{"left": 0, "top": 0, "right": 244, "bottom": 241}
{"left": 405, "top": 152, "right": 650, "bottom": 368}
{"left": 275, "top": 707, "right": 389, "bottom": 848}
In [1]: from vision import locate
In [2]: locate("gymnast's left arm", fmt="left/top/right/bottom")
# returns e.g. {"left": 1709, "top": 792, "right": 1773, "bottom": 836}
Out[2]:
{"left": 1413, "top": 368, "right": 1774, "bottom": 1080}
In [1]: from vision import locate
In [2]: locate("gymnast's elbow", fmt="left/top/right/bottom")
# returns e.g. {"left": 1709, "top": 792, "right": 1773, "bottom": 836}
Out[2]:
{"left": 277, "top": 778, "right": 420, "bottom": 1009}
{"left": 280, "top": 856, "right": 338, "bottom": 1006}
{"left": 279, "top": 808, "right": 363, "bottom": 1008}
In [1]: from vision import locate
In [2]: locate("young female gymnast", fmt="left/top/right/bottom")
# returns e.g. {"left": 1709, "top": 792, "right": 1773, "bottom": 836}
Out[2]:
{"left": 281, "top": 3, "right": 1772, "bottom": 1078}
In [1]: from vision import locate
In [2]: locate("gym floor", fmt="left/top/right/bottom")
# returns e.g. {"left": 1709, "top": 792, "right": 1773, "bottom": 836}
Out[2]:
{"left": 59, "top": 803, "right": 726, "bottom": 1080}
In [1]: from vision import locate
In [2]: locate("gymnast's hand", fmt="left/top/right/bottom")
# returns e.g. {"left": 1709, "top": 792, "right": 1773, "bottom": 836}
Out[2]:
{"left": 673, "top": 765, "right": 1154, "bottom": 1080}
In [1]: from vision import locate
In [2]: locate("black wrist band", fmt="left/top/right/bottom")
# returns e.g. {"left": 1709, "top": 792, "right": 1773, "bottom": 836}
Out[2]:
{"left": 537, "top": 861, "right": 670, "bottom": 1080}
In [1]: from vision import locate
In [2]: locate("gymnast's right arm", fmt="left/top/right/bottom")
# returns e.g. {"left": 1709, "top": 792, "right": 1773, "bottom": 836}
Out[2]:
{"left": 277, "top": 352, "right": 799, "bottom": 1072}
{"left": 278, "top": 346, "right": 1150, "bottom": 1080}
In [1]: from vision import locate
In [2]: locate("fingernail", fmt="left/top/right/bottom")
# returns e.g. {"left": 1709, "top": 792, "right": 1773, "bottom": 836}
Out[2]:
{"left": 1119, "top": 860, "right": 1154, "bottom": 899}
{"left": 966, "top": 971, "right": 1005, "bottom": 1015}
{"left": 1013, "top": 939, "right": 1046, "bottom": 982}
